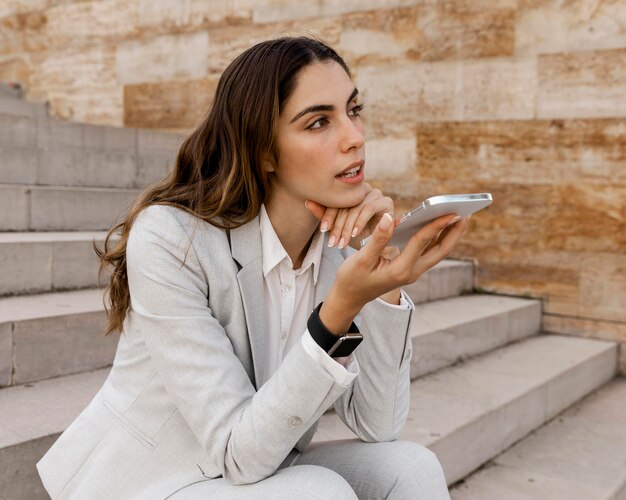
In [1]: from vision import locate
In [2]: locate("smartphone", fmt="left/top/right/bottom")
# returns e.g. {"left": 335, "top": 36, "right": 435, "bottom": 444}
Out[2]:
{"left": 359, "top": 193, "right": 493, "bottom": 249}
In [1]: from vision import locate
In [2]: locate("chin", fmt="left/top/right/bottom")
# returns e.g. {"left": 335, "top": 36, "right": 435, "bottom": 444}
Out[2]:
{"left": 321, "top": 185, "right": 368, "bottom": 209}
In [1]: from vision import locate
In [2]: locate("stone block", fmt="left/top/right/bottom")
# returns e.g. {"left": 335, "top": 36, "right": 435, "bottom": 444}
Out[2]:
{"left": 0, "top": 367, "right": 109, "bottom": 448}
{"left": 13, "top": 311, "right": 114, "bottom": 384}
{"left": 44, "top": 0, "right": 139, "bottom": 49}
{"left": 46, "top": 86, "right": 124, "bottom": 127}
{"left": 516, "top": 0, "right": 626, "bottom": 56}
{"left": 415, "top": 119, "right": 626, "bottom": 186}
{"left": 0, "top": 94, "right": 44, "bottom": 118}
{"left": 451, "top": 462, "right": 604, "bottom": 499}
{"left": 115, "top": 31, "right": 209, "bottom": 85}
{"left": 83, "top": 123, "right": 136, "bottom": 151}
{"left": 0, "top": 436, "right": 56, "bottom": 500}
{"left": 409, "top": 296, "right": 540, "bottom": 377}
{"left": 478, "top": 379, "right": 626, "bottom": 497}
{"left": 0, "top": 240, "right": 51, "bottom": 295}
{"left": 404, "top": 260, "right": 474, "bottom": 304}
{"left": 36, "top": 118, "right": 84, "bottom": 149}
{"left": 0, "top": 322, "right": 11, "bottom": 387}
{"left": 0, "top": 114, "right": 35, "bottom": 147}
{"left": 135, "top": 151, "right": 175, "bottom": 187}
{"left": 0, "top": 1, "right": 48, "bottom": 19}
{"left": 253, "top": 0, "right": 418, "bottom": 24}
{"left": 29, "top": 186, "right": 140, "bottom": 231}
{"left": 52, "top": 239, "right": 103, "bottom": 290}
{"left": 358, "top": 57, "right": 536, "bottom": 136}
{"left": 205, "top": 18, "right": 343, "bottom": 76}
{"left": 137, "top": 128, "right": 185, "bottom": 153}
{"left": 0, "top": 185, "right": 29, "bottom": 230}
{"left": 364, "top": 136, "right": 416, "bottom": 180}
{"left": 29, "top": 46, "right": 116, "bottom": 93}
{"left": 537, "top": 48, "right": 626, "bottom": 119}
{"left": 38, "top": 148, "right": 137, "bottom": 188}
{"left": 340, "top": 3, "right": 514, "bottom": 66}
{"left": 137, "top": 0, "right": 253, "bottom": 30}
{"left": 124, "top": 77, "right": 216, "bottom": 130}
{"left": 544, "top": 343, "right": 617, "bottom": 420}
{"left": 0, "top": 147, "right": 38, "bottom": 184}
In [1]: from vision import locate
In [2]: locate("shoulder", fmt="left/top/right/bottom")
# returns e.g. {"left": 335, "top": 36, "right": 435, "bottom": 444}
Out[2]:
{"left": 129, "top": 204, "right": 228, "bottom": 258}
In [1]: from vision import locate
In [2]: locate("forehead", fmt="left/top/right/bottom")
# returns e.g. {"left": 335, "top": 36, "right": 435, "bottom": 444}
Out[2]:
{"left": 285, "top": 61, "right": 354, "bottom": 110}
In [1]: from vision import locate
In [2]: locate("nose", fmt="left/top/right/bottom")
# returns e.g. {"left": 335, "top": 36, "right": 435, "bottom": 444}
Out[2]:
{"left": 339, "top": 115, "right": 365, "bottom": 152}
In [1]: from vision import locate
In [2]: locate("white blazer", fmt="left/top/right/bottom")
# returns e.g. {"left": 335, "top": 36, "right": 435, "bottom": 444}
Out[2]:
{"left": 37, "top": 204, "right": 414, "bottom": 499}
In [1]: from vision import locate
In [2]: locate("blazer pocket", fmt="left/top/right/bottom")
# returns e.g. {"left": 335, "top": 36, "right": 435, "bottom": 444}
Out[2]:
{"left": 101, "top": 400, "right": 158, "bottom": 450}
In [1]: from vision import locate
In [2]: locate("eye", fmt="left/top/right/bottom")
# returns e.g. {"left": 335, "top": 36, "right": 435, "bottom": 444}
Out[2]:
{"left": 307, "top": 116, "right": 329, "bottom": 130}
{"left": 349, "top": 103, "right": 365, "bottom": 118}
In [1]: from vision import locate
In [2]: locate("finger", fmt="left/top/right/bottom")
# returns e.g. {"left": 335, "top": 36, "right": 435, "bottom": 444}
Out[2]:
{"left": 352, "top": 196, "right": 394, "bottom": 237}
{"left": 380, "top": 245, "right": 400, "bottom": 260}
{"left": 413, "top": 217, "right": 470, "bottom": 275}
{"left": 395, "top": 214, "right": 459, "bottom": 270}
{"left": 341, "top": 189, "right": 380, "bottom": 245}
{"left": 319, "top": 207, "right": 338, "bottom": 234}
{"left": 360, "top": 213, "right": 395, "bottom": 265}
{"left": 304, "top": 200, "right": 326, "bottom": 221}
{"left": 330, "top": 208, "right": 350, "bottom": 248}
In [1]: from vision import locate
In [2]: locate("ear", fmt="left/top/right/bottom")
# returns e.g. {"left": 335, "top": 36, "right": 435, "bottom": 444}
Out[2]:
{"left": 263, "top": 157, "right": 276, "bottom": 173}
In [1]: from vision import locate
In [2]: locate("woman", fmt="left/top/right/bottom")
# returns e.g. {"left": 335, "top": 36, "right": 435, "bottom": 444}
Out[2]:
{"left": 37, "top": 37, "right": 467, "bottom": 499}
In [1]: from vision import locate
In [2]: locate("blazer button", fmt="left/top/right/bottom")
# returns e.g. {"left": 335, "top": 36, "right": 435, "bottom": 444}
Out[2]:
{"left": 288, "top": 416, "right": 302, "bottom": 427}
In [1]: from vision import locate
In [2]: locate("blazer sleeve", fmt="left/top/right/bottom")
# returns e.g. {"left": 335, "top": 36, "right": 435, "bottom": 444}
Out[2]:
{"left": 331, "top": 250, "right": 414, "bottom": 442}
{"left": 126, "top": 205, "right": 349, "bottom": 485}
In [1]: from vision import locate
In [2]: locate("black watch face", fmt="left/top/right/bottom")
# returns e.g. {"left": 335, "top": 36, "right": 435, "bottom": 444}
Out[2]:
{"left": 328, "top": 335, "right": 363, "bottom": 358}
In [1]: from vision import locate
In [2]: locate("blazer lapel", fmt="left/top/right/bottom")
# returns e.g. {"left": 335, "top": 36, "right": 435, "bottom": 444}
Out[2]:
{"left": 230, "top": 216, "right": 266, "bottom": 389}
{"left": 315, "top": 243, "right": 344, "bottom": 306}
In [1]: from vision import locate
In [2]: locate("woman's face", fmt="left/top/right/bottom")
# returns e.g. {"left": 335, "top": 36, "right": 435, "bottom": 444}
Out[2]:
{"left": 269, "top": 61, "right": 367, "bottom": 211}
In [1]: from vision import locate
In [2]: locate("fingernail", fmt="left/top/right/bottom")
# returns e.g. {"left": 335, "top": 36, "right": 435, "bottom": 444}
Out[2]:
{"left": 351, "top": 227, "right": 359, "bottom": 238}
{"left": 304, "top": 200, "right": 310, "bottom": 210}
{"left": 320, "top": 221, "right": 329, "bottom": 232}
{"left": 328, "top": 234, "right": 337, "bottom": 247}
{"left": 338, "top": 237, "right": 346, "bottom": 249}
{"left": 446, "top": 215, "right": 462, "bottom": 227}
{"left": 378, "top": 213, "right": 393, "bottom": 231}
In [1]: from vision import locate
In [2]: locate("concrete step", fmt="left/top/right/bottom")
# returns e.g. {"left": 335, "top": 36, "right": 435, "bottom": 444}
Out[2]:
{"left": 0, "top": 107, "right": 183, "bottom": 188}
{"left": 0, "top": 288, "right": 527, "bottom": 388}
{"left": 0, "top": 368, "right": 109, "bottom": 500}
{"left": 0, "top": 93, "right": 47, "bottom": 120}
{"left": 451, "top": 377, "right": 626, "bottom": 500}
{"left": 0, "top": 184, "right": 140, "bottom": 231}
{"left": 0, "top": 289, "right": 115, "bottom": 388}
{"left": 405, "top": 259, "right": 473, "bottom": 304}
{"left": 0, "top": 232, "right": 112, "bottom": 296}
{"left": 409, "top": 294, "right": 541, "bottom": 378}
{"left": 313, "top": 334, "right": 619, "bottom": 486}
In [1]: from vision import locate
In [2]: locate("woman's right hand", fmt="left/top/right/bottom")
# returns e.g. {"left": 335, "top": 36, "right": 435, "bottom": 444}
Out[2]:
{"left": 319, "top": 212, "right": 470, "bottom": 334}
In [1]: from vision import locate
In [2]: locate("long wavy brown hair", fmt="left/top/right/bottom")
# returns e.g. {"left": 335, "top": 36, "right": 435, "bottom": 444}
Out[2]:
{"left": 96, "top": 36, "right": 351, "bottom": 335}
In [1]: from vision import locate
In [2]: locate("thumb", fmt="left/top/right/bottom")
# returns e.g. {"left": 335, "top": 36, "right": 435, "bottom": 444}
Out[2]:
{"left": 361, "top": 213, "right": 394, "bottom": 261}
{"left": 304, "top": 200, "right": 326, "bottom": 221}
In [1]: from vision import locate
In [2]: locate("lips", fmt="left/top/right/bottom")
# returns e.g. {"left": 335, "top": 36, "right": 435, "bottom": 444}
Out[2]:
{"left": 336, "top": 160, "right": 365, "bottom": 178}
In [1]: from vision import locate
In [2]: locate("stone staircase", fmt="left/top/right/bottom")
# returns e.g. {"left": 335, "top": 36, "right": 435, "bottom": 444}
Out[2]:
{"left": 1, "top": 91, "right": 623, "bottom": 500}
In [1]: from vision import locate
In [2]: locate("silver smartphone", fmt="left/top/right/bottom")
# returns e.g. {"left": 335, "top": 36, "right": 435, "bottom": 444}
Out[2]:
{"left": 359, "top": 193, "right": 493, "bottom": 249}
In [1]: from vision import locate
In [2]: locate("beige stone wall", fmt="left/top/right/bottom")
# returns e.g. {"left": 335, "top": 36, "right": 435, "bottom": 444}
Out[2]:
{"left": 1, "top": 0, "right": 625, "bottom": 369}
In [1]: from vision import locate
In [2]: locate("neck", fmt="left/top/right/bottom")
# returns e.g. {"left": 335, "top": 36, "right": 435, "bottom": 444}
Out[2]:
{"left": 264, "top": 196, "right": 320, "bottom": 269}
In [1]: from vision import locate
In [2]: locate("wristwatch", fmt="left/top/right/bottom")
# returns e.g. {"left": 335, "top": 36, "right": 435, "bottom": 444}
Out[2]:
{"left": 307, "top": 302, "right": 363, "bottom": 358}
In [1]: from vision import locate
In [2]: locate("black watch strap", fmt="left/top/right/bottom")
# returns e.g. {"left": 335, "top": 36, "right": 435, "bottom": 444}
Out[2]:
{"left": 307, "top": 302, "right": 362, "bottom": 357}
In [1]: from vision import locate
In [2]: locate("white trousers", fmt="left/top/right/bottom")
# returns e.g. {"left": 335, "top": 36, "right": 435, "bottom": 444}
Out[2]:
{"left": 169, "top": 439, "right": 451, "bottom": 499}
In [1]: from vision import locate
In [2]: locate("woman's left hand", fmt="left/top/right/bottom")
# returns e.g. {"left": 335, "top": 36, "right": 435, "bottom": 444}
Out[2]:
{"left": 305, "top": 183, "right": 396, "bottom": 249}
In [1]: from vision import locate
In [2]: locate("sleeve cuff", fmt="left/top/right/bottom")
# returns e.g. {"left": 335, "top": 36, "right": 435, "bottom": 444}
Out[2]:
{"left": 301, "top": 331, "right": 359, "bottom": 387}
{"left": 374, "top": 289, "right": 414, "bottom": 310}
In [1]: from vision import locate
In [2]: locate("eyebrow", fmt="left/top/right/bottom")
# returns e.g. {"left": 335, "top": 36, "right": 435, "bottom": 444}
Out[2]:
{"left": 289, "top": 87, "right": 359, "bottom": 124}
